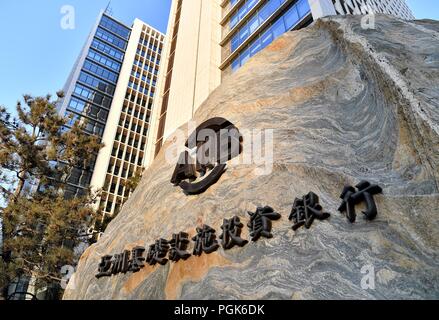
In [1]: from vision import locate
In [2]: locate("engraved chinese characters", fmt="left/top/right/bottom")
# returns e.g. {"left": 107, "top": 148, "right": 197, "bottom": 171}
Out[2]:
{"left": 192, "top": 225, "right": 220, "bottom": 256}
{"left": 96, "top": 247, "right": 146, "bottom": 278}
{"left": 96, "top": 255, "right": 112, "bottom": 279}
{"left": 96, "top": 182, "right": 383, "bottom": 278}
{"left": 289, "top": 192, "right": 330, "bottom": 230}
{"left": 247, "top": 206, "right": 281, "bottom": 241}
{"left": 146, "top": 239, "right": 170, "bottom": 266}
{"left": 129, "top": 246, "right": 146, "bottom": 272}
{"left": 338, "top": 181, "right": 383, "bottom": 223}
{"left": 220, "top": 216, "right": 248, "bottom": 249}
{"left": 169, "top": 232, "right": 191, "bottom": 262}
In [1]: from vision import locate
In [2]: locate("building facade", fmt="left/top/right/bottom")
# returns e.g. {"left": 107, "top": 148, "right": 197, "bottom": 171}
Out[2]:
{"left": 147, "top": 0, "right": 414, "bottom": 161}
{"left": 57, "top": 11, "right": 164, "bottom": 218}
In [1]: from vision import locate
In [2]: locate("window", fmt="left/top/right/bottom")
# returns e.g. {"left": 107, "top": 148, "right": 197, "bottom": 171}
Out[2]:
{"left": 240, "top": 47, "right": 251, "bottom": 65}
{"left": 100, "top": 15, "right": 130, "bottom": 39}
{"left": 87, "top": 49, "right": 121, "bottom": 72}
{"left": 78, "top": 71, "right": 115, "bottom": 95}
{"left": 230, "top": 0, "right": 311, "bottom": 72}
{"left": 229, "top": 0, "right": 260, "bottom": 29}
{"left": 238, "top": 5, "right": 248, "bottom": 20}
{"left": 230, "top": 11, "right": 239, "bottom": 29}
{"left": 80, "top": 171, "right": 92, "bottom": 187}
{"left": 231, "top": 33, "right": 240, "bottom": 52}
{"left": 249, "top": 38, "right": 261, "bottom": 56}
{"left": 68, "top": 98, "right": 108, "bottom": 122}
{"left": 239, "top": 25, "right": 250, "bottom": 43}
{"left": 118, "top": 185, "right": 124, "bottom": 196}
{"left": 232, "top": 58, "right": 240, "bottom": 72}
{"left": 230, "top": 0, "right": 285, "bottom": 53}
{"left": 73, "top": 84, "right": 111, "bottom": 109}
{"left": 284, "top": 5, "right": 300, "bottom": 30}
{"left": 91, "top": 38, "right": 124, "bottom": 61}
{"left": 271, "top": 18, "right": 286, "bottom": 39}
{"left": 248, "top": 15, "right": 259, "bottom": 34}
{"left": 106, "top": 201, "right": 113, "bottom": 212}
{"left": 297, "top": 0, "right": 310, "bottom": 17}
{"left": 95, "top": 27, "right": 127, "bottom": 50}
{"left": 260, "top": 27, "right": 273, "bottom": 49}
{"left": 83, "top": 60, "right": 118, "bottom": 83}
{"left": 68, "top": 168, "right": 81, "bottom": 185}
{"left": 74, "top": 84, "right": 94, "bottom": 100}
{"left": 258, "top": 0, "right": 275, "bottom": 23}
{"left": 247, "top": 0, "right": 258, "bottom": 10}
{"left": 68, "top": 97, "right": 86, "bottom": 113}
{"left": 84, "top": 120, "right": 105, "bottom": 136}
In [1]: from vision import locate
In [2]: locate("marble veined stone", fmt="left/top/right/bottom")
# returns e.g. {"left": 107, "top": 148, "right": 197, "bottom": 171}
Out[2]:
{"left": 64, "top": 15, "right": 439, "bottom": 300}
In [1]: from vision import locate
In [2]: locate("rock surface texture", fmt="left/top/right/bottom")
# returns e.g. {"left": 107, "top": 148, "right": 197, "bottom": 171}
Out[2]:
{"left": 64, "top": 15, "right": 439, "bottom": 300}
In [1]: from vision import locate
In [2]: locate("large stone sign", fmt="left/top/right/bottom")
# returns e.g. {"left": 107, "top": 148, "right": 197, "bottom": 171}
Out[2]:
{"left": 64, "top": 15, "right": 439, "bottom": 300}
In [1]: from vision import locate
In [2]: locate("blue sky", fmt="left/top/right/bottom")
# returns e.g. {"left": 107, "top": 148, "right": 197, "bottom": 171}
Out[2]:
{"left": 0, "top": 0, "right": 437, "bottom": 115}
{"left": 407, "top": 0, "right": 439, "bottom": 21}
{"left": 0, "top": 0, "right": 171, "bottom": 114}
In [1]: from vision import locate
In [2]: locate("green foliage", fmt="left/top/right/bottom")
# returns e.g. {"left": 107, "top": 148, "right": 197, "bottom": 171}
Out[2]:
{"left": 0, "top": 93, "right": 104, "bottom": 298}
{"left": 0, "top": 93, "right": 103, "bottom": 200}
{"left": 1, "top": 193, "right": 100, "bottom": 292}
{"left": 123, "top": 167, "right": 144, "bottom": 195}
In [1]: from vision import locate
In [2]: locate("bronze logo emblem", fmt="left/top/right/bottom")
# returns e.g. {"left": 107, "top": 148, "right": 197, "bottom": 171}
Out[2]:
{"left": 171, "top": 117, "right": 242, "bottom": 195}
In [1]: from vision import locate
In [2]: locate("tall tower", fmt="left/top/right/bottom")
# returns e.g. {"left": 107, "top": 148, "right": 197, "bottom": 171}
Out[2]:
{"left": 147, "top": 0, "right": 414, "bottom": 162}
{"left": 56, "top": 11, "right": 164, "bottom": 217}
{"left": 91, "top": 19, "right": 164, "bottom": 218}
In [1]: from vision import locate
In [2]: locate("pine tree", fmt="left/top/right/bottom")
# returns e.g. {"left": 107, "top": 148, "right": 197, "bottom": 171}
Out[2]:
{"left": 0, "top": 193, "right": 99, "bottom": 299}
{"left": 0, "top": 93, "right": 104, "bottom": 299}
{"left": 0, "top": 93, "right": 102, "bottom": 199}
{"left": 123, "top": 167, "right": 144, "bottom": 196}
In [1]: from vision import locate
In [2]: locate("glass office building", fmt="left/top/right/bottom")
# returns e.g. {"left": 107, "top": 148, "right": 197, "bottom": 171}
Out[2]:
{"left": 220, "top": 0, "right": 414, "bottom": 73}
{"left": 97, "top": 23, "right": 164, "bottom": 218}
{"left": 57, "top": 11, "right": 164, "bottom": 217}
{"left": 222, "top": 0, "right": 313, "bottom": 72}
{"left": 147, "top": 0, "right": 414, "bottom": 169}
{"left": 57, "top": 13, "right": 131, "bottom": 199}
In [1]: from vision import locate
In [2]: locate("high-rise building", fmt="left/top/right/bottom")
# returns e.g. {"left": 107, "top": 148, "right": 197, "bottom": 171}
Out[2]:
{"left": 147, "top": 0, "right": 414, "bottom": 161}
{"left": 57, "top": 11, "right": 164, "bottom": 217}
